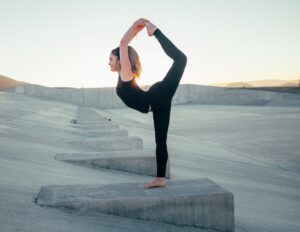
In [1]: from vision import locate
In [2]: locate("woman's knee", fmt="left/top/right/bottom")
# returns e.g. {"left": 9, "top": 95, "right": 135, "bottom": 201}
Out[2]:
{"left": 174, "top": 55, "right": 187, "bottom": 76}
{"left": 177, "top": 52, "right": 187, "bottom": 67}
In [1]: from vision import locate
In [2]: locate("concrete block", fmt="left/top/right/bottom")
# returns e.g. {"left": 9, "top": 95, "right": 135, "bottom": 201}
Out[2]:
{"left": 67, "top": 136, "right": 143, "bottom": 151}
{"left": 55, "top": 150, "right": 171, "bottom": 179}
{"left": 76, "top": 107, "right": 100, "bottom": 114}
{"left": 82, "top": 89, "right": 99, "bottom": 107}
{"left": 67, "top": 129, "right": 128, "bottom": 138}
{"left": 76, "top": 116, "right": 107, "bottom": 121}
{"left": 75, "top": 120, "right": 111, "bottom": 125}
{"left": 71, "top": 123, "right": 119, "bottom": 130}
{"left": 76, "top": 110, "right": 107, "bottom": 121}
{"left": 36, "top": 179, "right": 234, "bottom": 232}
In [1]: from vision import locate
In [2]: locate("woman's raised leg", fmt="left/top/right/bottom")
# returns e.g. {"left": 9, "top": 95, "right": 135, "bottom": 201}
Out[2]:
{"left": 153, "top": 28, "right": 187, "bottom": 100}
{"left": 145, "top": 22, "right": 187, "bottom": 106}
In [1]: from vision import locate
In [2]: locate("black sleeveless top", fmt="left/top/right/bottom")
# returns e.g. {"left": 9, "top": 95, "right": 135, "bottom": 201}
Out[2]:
{"left": 116, "top": 76, "right": 150, "bottom": 113}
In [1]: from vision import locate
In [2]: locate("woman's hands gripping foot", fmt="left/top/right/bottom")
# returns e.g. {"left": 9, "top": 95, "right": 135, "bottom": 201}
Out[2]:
{"left": 145, "top": 21, "right": 158, "bottom": 36}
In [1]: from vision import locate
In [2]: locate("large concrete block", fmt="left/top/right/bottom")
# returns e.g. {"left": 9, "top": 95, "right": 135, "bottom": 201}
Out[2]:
{"left": 55, "top": 150, "right": 171, "bottom": 179}
{"left": 67, "top": 136, "right": 143, "bottom": 151}
{"left": 67, "top": 129, "right": 128, "bottom": 138}
{"left": 36, "top": 179, "right": 234, "bottom": 232}
{"left": 71, "top": 123, "right": 119, "bottom": 130}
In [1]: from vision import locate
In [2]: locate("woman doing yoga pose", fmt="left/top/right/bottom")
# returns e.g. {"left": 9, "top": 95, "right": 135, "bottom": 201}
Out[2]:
{"left": 109, "top": 18, "right": 187, "bottom": 188}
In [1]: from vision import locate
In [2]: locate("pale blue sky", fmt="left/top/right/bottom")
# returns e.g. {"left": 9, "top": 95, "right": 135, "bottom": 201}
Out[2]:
{"left": 0, "top": 0, "right": 299, "bottom": 88}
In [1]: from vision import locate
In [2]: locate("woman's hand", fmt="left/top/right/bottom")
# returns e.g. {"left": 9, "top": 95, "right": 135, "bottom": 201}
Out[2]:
{"left": 133, "top": 18, "right": 149, "bottom": 34}
{"left": 120, "top": 18, "right": 147, "bottom": 45}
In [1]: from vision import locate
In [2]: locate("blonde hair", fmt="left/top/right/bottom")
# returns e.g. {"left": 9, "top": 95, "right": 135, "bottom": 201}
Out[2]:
{"left": 111, "top": 46, "right": 142, "bottom": 79}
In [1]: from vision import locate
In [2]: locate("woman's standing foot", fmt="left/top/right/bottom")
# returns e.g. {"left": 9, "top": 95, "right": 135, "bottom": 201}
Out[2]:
{"left": 144, "top": 177, "right": 167, "bottom": 189}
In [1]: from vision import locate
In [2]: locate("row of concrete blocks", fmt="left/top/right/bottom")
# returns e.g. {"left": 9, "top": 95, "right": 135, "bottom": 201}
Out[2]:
{"left": 35, "top": 107, "right": 235, "bottom": 232}
{"left": 66, "top": 107, "right": 171, "bottom": 178}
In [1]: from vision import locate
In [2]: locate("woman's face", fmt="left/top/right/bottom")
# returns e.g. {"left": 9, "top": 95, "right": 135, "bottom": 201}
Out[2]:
{"left": 108, "top": 53, "right": 120, "bottom": 72}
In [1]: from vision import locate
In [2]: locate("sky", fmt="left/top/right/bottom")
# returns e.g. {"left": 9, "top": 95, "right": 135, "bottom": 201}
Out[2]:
{"left": 0, "top": 0, "right": 299, "bottom": 88}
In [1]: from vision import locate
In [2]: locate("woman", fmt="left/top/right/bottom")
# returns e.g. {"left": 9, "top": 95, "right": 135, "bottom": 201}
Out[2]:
{"left": 109, "top": 18, "right": 187, "bottom": 189}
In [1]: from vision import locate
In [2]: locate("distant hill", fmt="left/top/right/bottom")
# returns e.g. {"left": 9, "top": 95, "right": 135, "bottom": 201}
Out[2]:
{"left": 0, "top": 75, "right": 27, "bottom": 90}
{"left": 226, "top": 82, "right": 253, "bottom": 88}
{"left": 211, "top": 79, "right": 299, "bottom": 88}
{"left": 247, "top": 79, "right": 298, "bottom": 87}
{"left": 280, "top": 82, "right": 299, "bottom": 87}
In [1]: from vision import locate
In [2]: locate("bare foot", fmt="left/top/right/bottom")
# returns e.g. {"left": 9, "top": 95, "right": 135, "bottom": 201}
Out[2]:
{"left": 144, "top": 177, "right": 167, "bottom": 189}
{"left": 145, "top": 21, "right": 158, "bottom": 36}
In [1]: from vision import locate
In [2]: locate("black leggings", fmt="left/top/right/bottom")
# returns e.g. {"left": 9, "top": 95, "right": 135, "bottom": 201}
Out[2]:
{"left": 146, "top": 29, "right": 187, "bottom": 177}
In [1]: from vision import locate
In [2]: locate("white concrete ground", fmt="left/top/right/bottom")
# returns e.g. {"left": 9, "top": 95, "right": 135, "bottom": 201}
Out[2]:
{"left": 0, "top": 91, "right": 299, "bottom": 232}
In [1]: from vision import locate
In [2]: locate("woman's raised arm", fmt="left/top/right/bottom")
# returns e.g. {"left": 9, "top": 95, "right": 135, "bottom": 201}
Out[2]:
{"left": 119, "top": 18, "right": 148, "bottom": 81}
